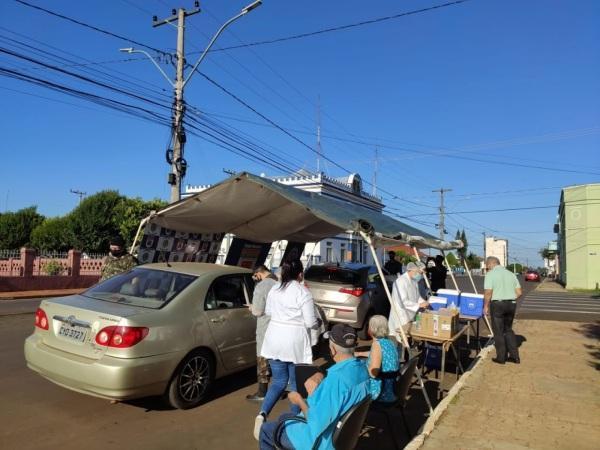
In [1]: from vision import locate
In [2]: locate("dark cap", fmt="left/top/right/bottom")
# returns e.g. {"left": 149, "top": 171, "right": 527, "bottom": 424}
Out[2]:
{"left": 324, "top": 324, "right": 358, "bottom": 348}
{"left": 109, "top": 235, "right": 125, "bottom": 247}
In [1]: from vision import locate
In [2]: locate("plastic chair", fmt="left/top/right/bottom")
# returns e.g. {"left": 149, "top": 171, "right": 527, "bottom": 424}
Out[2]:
{"left": 274, "top": 396, "right": 372, "bottom": 450}
{"left": 370, "top": 356, "right": 419, "bottom": 450}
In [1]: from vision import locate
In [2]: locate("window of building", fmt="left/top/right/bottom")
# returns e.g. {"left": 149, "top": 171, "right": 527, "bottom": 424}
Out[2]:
{"left": 325, "top": 247, "right": 332, "bottom": 262}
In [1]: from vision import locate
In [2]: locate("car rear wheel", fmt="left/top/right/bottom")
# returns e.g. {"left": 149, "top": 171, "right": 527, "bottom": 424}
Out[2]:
{"left": 165, "top": 349, "right": 214, "bottom": 409}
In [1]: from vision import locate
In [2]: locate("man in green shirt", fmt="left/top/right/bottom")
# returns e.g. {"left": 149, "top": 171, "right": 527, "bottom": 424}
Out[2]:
{"left": 484, "top": 256, "right": 522, "bottom": 364}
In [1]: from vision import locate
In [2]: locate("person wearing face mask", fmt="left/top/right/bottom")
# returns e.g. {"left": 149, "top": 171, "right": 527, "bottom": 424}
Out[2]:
{"left": 99, "top": 235, "right": 138, "bottom": 281}
{"left": 388, "top": 261, "right": 429, "bottom": 341}
{"left": 246, "top": 265, "right": 278, "bottom": 402}
{"left": 253, "top": 258, "right": 318, "bottom": 440}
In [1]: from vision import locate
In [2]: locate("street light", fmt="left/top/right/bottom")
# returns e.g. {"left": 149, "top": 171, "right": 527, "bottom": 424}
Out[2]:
{"left": 118, "top": 0, "right": 262, "bottom": 203}
{"left": 119, "top": 47, "right": 174, "bottom": 87}
{"left": 184, "top": 0, "right": 262, "bottom": 87}
{"left": 119, "top": 1, "right": 262, "bottom": 88}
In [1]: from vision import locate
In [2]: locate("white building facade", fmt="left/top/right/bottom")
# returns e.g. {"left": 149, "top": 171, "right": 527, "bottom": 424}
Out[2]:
{"left": 184, "top": 173, "right": 385, "bottom": 269}
{"left": 485, "top": 236, "right": 509, "bottom": 267}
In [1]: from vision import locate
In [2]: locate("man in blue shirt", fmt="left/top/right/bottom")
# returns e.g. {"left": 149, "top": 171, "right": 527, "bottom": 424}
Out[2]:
{"left": 258, "top": 324, "right": 370, "bottom": 450}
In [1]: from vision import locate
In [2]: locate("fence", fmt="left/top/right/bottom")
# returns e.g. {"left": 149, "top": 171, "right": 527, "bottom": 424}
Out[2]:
{"left": 0, "top": 248, "right": 105, "bottom": 292}
{"left": 0, "top": 248, "right": 106, "bottom": 277}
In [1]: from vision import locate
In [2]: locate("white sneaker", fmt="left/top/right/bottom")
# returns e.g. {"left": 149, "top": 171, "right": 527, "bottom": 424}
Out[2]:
{"left": 253, "top": 413, "right": 265, "bottom": 441}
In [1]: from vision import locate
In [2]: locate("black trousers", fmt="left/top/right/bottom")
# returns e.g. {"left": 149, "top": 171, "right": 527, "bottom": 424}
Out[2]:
{"left": 490, "top": 300, "right": 519, "bottom": 361}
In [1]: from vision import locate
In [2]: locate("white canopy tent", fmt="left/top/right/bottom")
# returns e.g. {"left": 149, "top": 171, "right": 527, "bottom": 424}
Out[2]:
{"left": 136, "top": 172, "right": 462, "bottom": 250}
{"left": 133, "top": 172, "right": 465, "bottom": 412}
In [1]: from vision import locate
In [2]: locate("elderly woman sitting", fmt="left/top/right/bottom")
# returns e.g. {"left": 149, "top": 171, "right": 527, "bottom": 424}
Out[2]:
{"left": 356, "top": 315, "right": 400, "bottom": 403}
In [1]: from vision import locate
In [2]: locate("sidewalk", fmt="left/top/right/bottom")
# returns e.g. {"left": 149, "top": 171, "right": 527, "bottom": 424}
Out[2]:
{"left": 0, "top": 288, "right": 85, "bottom": 300}
{"left": 535, "top": 278, "right": 567, "bottom": 293}
{"left": 416, "top": 319, "right": 600, "bottom": 449}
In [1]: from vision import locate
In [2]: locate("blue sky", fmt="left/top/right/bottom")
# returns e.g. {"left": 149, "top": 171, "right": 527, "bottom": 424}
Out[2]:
{"left": 1, "top": 0, "right": 599, "bottom": 265}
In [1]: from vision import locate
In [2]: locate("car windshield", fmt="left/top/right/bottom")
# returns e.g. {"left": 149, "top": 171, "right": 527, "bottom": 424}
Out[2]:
{"left": 304, "top": 266, "right": 362, "bottom": 286}
{"left": 83, "top": 267, "right": 197, "bottom": 309}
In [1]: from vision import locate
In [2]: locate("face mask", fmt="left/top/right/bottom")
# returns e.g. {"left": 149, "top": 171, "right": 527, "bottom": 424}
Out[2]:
{"left": 413, "top": 273, "right": 423, "bottom": 282}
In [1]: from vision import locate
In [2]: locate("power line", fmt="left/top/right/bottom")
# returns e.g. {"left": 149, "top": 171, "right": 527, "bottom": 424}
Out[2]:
{"left": 401, "top": 205, "right": 560, "bottom": 217}
{"left": 0, "top": 46, "right": 173, "bottom": 111}
{"left": 14, "top": 0, "right": 167, "bottom": 55}
{"left": 199, "top": 0, "right": 472, "bottom": 53}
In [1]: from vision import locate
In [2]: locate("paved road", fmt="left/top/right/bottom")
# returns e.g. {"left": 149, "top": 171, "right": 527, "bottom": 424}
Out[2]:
{"left": 0, "top": 298, "right": 42, "bottom": 315}
{"left": 517, "top": 289, "right": 600, "bottom": 322}
{"left": 0, "top": 308, "right": 420, "bottom": 449}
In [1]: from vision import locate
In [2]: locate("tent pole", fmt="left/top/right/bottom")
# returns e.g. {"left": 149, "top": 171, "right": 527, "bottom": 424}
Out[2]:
{"left": 129, "top": 216, "right": 149, "bottom": 255}
{"left": 442, "top": 250, "right": 460, "bottom": 291}
{"left": 463, "top": 258, "right": 478, "bottom": 294}
{"left": 360, "top": 232, "right": 434, "bottom": 414}
{"left": 412, "top": 246, "right": 432, "bottom": 292}
{"left": 463, "top": 257, "right": 494, "bottom": 336}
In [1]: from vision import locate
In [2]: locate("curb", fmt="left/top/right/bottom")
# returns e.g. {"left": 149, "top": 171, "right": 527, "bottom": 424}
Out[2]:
{"left": 404, "top": 339, "right": 494, "bottom": 450}
{"left": 0, "top": 290, "right": 85, "bottom": 300}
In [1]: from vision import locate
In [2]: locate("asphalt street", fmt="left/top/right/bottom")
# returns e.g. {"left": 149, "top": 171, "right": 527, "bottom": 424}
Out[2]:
{"left": 1, "top": 276, "right": 596, "bottom": 450}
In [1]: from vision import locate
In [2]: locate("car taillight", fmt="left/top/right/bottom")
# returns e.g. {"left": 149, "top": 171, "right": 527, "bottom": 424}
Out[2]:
{"left": 34, "top": 308, "right": 49, "bottom": 330}
{"left": 95, "top": 326, "right": 149, "bottom": 348}
{"left": 339, "top": 287, "right": 364, "bottom": 297}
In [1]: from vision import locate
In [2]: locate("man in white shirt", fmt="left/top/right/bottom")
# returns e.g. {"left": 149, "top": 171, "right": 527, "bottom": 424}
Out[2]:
{"left": 388, "top": 261, "right": 429, "bottom": 340}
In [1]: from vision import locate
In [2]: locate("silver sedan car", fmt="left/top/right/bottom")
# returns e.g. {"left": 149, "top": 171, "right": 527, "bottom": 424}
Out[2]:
{"left": 24, "top": 263, "right": 258, "bottom": 409}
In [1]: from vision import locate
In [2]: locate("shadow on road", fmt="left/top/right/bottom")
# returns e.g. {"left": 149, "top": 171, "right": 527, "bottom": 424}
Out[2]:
{"left": 125, "top": 366, "right": 258, "bottom": 412}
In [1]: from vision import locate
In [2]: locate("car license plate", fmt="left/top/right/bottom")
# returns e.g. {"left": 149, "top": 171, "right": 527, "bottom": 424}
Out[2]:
{"left": 58, "top": 324, "right": 87, "bottom": 343}
{"left": 326, "top": 308, "right": 336, "bottom": 318}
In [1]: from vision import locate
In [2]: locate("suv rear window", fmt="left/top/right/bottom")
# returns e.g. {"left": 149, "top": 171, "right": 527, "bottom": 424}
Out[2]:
{"left": 304, "top": 266, "right": 362, "bottom": 285}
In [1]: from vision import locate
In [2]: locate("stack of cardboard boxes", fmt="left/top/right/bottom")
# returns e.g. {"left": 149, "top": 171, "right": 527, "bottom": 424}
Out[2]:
{"left": 414, "top": 308, "right": 459, "bottom": 339}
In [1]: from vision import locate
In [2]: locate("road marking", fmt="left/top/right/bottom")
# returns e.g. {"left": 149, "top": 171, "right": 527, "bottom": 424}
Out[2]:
{"left": 521, "top": 301, "right": 600, "bottom": 306}
{"left": 519, "top": 308, "right": 600, "bottom": 314}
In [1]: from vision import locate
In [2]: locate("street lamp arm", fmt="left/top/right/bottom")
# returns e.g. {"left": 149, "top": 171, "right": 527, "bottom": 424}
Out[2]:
{"left": 120, "top": 48, "right": 175, "bottom": 88}
{"left": 183, "top": 1, "right": 262, "bottom": 88}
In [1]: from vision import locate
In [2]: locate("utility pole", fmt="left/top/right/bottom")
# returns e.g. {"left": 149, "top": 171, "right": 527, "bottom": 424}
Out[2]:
{"left": 372, "top": 146, "right": 379, "bottom": 196}
{"left": 70, "top": 189, "right": 86, "bottom": 205}
{"left": 432, "top": 188, "right": 452, "bottom": 241}
{"left": 316, "top": 95, "right": 321, "bottom": 173}
{"left": 483, "top": 231, "right": 487, "bottom": 259}
{"left": 123, "top": 1, "right": 262, "bottom": 204}
{"left": 153, "top": 6, "right": 200, "bottom": 203}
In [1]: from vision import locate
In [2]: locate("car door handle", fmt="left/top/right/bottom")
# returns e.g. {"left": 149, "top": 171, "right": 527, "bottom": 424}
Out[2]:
{"left": 211, "top": 317, "right": 226, "bottom": 323}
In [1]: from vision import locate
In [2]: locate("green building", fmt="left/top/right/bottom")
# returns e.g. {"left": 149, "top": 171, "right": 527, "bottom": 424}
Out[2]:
{"left": 556, "top": 183, "right": 600, "bottom": 289}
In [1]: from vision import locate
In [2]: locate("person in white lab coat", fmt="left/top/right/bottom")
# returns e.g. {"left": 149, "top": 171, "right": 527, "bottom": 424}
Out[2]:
{"left": 388, "top": 261, "right": 429, "bottom": 341}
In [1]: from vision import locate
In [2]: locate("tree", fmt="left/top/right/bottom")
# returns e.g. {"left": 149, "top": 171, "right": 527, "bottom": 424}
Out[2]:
{"left": 393, "top": 250, "right": 417, "bottom": 265}
{"left": 466, "top": 252, "right": 482, "bottom": 269}
{"left": 0, "top": 206, "right": 44, "bottom": 249}
{"left": 455, "top": 229, "right": 468, "bottom": 264}
{"left": 69, "top": 191, "right": 124, "bottom": 253}
{"left": 539, "top": 247, "right": 555, "bottom": 260}
{"left": 113, "top": 197, "right": 168, "bottom": 247}
{"left": 507, "top": 263, "right": 524, "bottom": 273}
{"left": 31, "top": 217, "right": 75, "bottom": 252}
{"left": 445, "top": 252, "right": 459, "bottom": 268}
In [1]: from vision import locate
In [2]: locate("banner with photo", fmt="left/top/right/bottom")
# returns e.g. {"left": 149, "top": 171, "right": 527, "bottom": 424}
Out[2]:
{"left": 135, "top": 221, "right": 224, "bottom": 265}
{"left": 224, "top": 238, "right": 271, "bottom": 269}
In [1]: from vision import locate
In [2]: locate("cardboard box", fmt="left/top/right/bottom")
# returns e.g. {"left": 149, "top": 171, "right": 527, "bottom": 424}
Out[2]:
{"left": 417, "top": 309, "right": 459, "bottom": 339}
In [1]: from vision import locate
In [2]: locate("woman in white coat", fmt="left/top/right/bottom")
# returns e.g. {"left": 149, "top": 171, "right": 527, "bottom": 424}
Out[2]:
{"left": 253, "top": 258, "right": 317, "bottom": 440}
